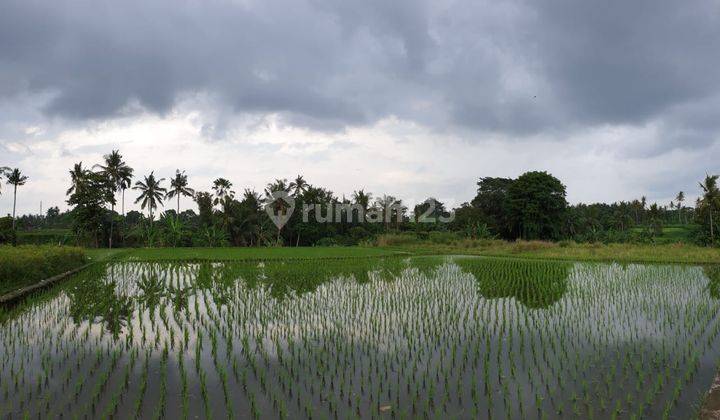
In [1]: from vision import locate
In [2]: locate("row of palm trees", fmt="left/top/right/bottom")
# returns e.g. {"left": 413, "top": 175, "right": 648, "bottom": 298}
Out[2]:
{"left": 67, "top": 151, "right": 201, "bottom": 248}
{"left": 4, "top": 150, "right": 720, "bottom": 246}
{"left": 0, "top": 167, "right": 29, "bottom": 229}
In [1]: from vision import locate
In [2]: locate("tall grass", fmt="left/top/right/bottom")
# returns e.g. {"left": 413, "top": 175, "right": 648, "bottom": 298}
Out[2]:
{"left": 376, "top": 233, "right": 720, "bottom": 264}
{"left": 0, "top": 245, "right": 86, "bottom": 294}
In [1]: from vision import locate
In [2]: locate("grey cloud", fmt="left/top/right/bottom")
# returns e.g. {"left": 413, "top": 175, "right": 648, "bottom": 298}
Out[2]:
{"left": 2, "top": 0, "right": 720, "bottom": 154}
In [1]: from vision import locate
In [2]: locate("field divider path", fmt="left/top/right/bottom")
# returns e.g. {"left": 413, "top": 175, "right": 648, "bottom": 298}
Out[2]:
{"left": 701, "top": 371, "right": 720, "bottom": 419}
{"left": 0, "top": 262, "right": 93, "bottom": 305}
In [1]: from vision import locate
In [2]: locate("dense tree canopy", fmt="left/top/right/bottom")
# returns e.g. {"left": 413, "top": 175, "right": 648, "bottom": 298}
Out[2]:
{"left": 507, "top": 172, "right": 568, "bottom": 240}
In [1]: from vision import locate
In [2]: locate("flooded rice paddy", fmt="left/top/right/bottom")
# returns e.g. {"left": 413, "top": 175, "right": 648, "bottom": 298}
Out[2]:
{"left": 1, "top": 257, "right": 720, "bottom": 419}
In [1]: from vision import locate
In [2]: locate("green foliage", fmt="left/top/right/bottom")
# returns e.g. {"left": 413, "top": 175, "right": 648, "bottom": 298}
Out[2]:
{"left": 16, "top": 229, "right": 74, "bottom": 245}
{"left": 472, "top": 177, "right": 514, "bottom": 238}
{"left": 457, "top": 258, "right": 570, "bottom": 309}
{"left": 66, "top": 170, "right": 115, "bottom": 247}
{"left": 0, "top": 217, "right": 16, "bottom": 245}
{"left": 507, "top": 171, "right": 568, "bottom": 240}
{"left": 0, "top": 245, "right": 86, "bottom": 294}
{"left": 101, "top": 246, "right": 395, "bottom": 261}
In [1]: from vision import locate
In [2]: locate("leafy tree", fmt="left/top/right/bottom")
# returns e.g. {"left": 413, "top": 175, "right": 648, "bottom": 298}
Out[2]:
{"left": 133, "top": 172, "right": 166, "bottom": 223}
{"left": 472, "top": 177, "right": 514, "bottom": 238}
{"left": 66, "top": 170, "right": 114, "bottom": 247}
{"left": 414, "top": 198, "right": 449, "bottom": 224}
{"left": 507, "top": 171, "right": 567, "bottom": 240}
{"left": 166, "top": 170, "right": 195, "bottom": 220}
{"left": 0, "top": 217, "right": 15, "bottom": 244}
{"left": 162, "top": 212, "right": 186, "bottom": 247}
{"left": 6, "top": 168, "right": 28, "bottom": 230}
{"left": 194, "top": 191, "right": 215, "bottom": 228}
{"left": 450, "top": 203, "right": 490, "bottom": 236}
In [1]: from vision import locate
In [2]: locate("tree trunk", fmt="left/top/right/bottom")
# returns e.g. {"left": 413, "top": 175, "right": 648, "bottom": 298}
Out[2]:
{"left": 711, "top": 209, "right": 715, "bottom": 243}
{"left": 121, "top": 188, "right": 126, "bottom": 246}
{"left": 177, "top": 195, "right": 181, "bottom": 222}
{"left": 12, "top": 185, "right": 17, "bottom": 230}
{"left": 109, "top": 202, "right": 114, "bottom": 249}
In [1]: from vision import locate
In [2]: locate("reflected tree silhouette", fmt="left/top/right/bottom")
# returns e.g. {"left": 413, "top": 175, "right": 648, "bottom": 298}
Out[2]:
{"left": 704, "top": 266, "right": 720, "bottom": 299}
{"left": 458, "top": 258, "right": 570, "bottom": 309}
{"left": 66, "top": 265, "right": 134, "bottom": 338}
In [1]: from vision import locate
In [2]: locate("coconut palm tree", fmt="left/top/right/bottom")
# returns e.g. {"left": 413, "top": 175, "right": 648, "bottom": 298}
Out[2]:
{"left": 212, "top": 178, "right": 235, "bottom": 205}
{"left": 264, "top": 178, "right": 290, "bottom": 198}
{"left": 374, "top": 194, "right": 401, "bottom": 231}
{"left": 676, "top": 191, "right": 685, "bottom": 224}
{"left": 95, "top": 150, "right": 134, "bottom": 248}
{"left": 166, "top": 170, "right": 195, "bottom": 220}
{"left": 699, "top": 174, "right": 720, "bottom": 243}
{"left": 263, "top": 179, "right": 292, "bottom": 243}
{"left": 133, "top": 172, "right": 166, "bottom": 223}
{"left": 6, "top": 168, "right": 28, "bottom": 229}
{"left": 289, "top": 175, "right": 308, "bottom": 197}
{"left": 66, "top": 163, "right": 89, "bottom": 196}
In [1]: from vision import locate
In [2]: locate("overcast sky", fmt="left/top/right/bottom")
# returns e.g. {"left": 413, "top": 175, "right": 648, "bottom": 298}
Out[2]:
{"left": 1, "top": 0, "right": 719, "bottom": 216}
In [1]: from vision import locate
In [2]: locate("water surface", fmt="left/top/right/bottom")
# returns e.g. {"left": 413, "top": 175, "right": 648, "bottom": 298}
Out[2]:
{"left": 1, "top": 257, "right": 718, "bottom": 419}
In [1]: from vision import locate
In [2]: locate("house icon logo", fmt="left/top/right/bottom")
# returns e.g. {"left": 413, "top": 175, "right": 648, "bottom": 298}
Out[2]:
{"left": 264, "top": 190, "right": 295, "bottom": 229}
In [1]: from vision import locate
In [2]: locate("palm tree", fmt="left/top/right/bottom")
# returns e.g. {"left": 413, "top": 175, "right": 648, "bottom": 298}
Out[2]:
{"left": 118, "top": 168, "right": 134, "bottom": 216}
{"left": 676, "top": 191, "right": 685, "bottom": 224}
{"left": 166, "top": 170, "right": 195, "bottom": 220}
{"left": 6, "top": 168, "right": 28, "bottom": 229}
{"left": 375, "top": 194, "right": 400, "bottom": 230}
{"left": 264, "top": 179, "right": 290, "bottom": 197}
{"left": 133, "top": 172, "right": 166, "bottom": 223}
{"left": 699, "top": 174, "right": 720, "bottom": 243}
{"left": 66, "top": 163, "right": 89, "bottom": 196}
{"left": 95, "top": 150, "right": 133, "bottom": 248}
{"left": 212, "top": 178, "right": 235, "bottom": 205}
{"left": 640, "top": 196, "right": 647, "bottom": 224}
{"left": 264, "top": 179, "right": 291, "bottom": 243}
{"left": 289, "top": 175, "right": 308, "bottom": 197}
{"left": 352, "top": 189, "right": 372, "bottom": 223}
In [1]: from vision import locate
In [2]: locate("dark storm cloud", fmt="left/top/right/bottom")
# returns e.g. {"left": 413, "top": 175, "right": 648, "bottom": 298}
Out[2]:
{"left": 1, "top": 0, "right": 720, "bottom": 149}
{"left": 533, "top": 0, "right": 720, "bottom": 123}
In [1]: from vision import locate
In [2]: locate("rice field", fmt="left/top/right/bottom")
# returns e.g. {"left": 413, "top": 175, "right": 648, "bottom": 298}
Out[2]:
{"left": 1, "top": 257, "right": 719, "bottom": 419}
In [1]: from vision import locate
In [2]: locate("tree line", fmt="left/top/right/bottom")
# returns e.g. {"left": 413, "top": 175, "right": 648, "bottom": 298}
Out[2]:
{"left": 1, "top": 152, "right": 719, "bottom": 247}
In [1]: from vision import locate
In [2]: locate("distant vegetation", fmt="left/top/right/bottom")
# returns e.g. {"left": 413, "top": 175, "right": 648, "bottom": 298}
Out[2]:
{"left": 1, "top": 152, "right": 719, "bottom": 248}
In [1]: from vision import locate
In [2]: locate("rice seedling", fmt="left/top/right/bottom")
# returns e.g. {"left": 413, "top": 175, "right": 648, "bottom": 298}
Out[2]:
{"left": 1, "top": 257, "right": 719, "bottom": 418}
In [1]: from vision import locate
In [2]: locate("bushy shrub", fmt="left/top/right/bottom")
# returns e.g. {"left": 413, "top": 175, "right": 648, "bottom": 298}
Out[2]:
{"left": 16, "top": 229, "right": 75, "bottom": 245}
{"left": 0, "top": 245, "right": 87, "bottom": 294}
{"left": 0, "top": 217, "right": 16, "bottom": 245}
{"left": 314, "top": 237, "right": 340, "bottom": 247}
{"left": 428, "top": 231, "right": 462, "bottom": 244}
